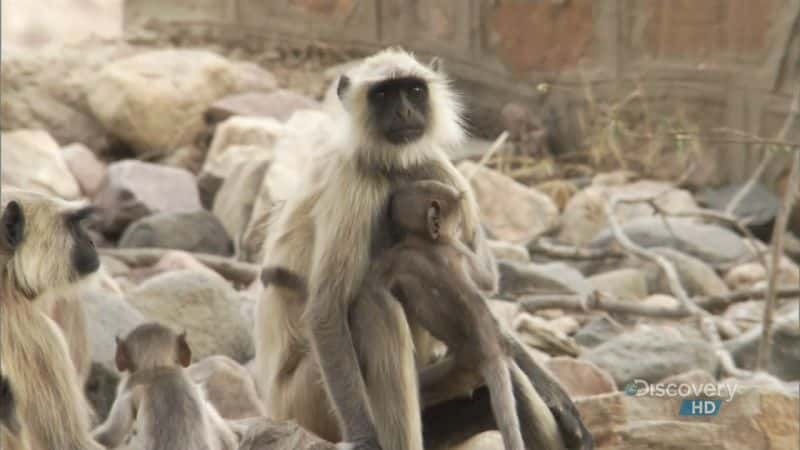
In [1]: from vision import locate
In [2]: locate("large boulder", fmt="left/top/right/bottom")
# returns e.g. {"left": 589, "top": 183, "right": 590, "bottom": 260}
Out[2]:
{"left": 589, "top": 217, "right": 751, "bottom": 265}
{"left": 93, "top": 160, "right": 202, "bottom": 237}
{"left": 1, "top": 129, "right": 81, "bottom": 199}
{"left": 573, "top": 315, "right": 624, "bottom": 349}
{"left": 83, "top": 288, "right": 147, "bottom": 372}
{"left": 546, "top": 357, "right": 617, "bottom": 398}
{"left": 581, "top": 327, "right": 719, "bottom": 388}
{"left": 1, "top": 40, "right": 140, "bottom": 152}
{"left": 727, "top": 317, "right": 800, "bottom": 381}
{"left": 88, "top": 49, "right": 277, "bottom": 157}
{"left": 119, "top": 210, "right": 234, "bottom": 256}
{"left": 457, "top": 161, "right": 559, "bottom": 243}
{"left": 559, "top": 180, "right": 698, "bottom": 245}
{"left": 128, "top": 270, "right": 253, "bottom": 362}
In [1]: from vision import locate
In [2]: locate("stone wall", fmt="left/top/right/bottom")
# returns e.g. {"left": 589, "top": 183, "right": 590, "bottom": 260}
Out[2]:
{"left": 124, "top": 0, "right": 800, "bottom": 185}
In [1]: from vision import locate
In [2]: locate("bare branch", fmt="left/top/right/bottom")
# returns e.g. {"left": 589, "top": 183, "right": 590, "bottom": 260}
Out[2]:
{"left": 725, "top": 85, "right": 800, "bottom": 216}
{"left": 757, "top": 149, "right": 800, "bottom": 370}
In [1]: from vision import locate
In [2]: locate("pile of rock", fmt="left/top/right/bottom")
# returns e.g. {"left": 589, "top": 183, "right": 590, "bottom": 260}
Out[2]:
{"left": 2, "top": 40, "right": 798, "bottom": 450}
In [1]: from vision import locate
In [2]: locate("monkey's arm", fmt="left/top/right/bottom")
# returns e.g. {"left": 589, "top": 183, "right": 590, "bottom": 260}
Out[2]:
{"left": 92, "top": 390, "right": 138, "bottom": 448}
{"left": 306, "top": 186, "right": 380, "bottom": 447}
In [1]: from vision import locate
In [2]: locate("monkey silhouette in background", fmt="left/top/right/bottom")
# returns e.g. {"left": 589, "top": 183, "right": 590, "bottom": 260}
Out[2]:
{"left": 93, "top": 323, "right": 237, "bottom": 450}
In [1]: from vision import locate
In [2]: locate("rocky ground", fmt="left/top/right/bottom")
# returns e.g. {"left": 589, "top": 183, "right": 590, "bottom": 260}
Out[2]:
{"left": 1, "top": 36, "right": 799, "bottom": 450}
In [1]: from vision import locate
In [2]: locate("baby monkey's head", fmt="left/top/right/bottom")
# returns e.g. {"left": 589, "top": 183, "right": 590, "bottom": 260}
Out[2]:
{"left": 389, "top": 180, "right": 464, "bottom": 240}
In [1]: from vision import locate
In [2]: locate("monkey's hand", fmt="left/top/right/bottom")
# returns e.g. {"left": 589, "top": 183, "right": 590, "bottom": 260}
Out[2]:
{"left": 336, "top": 436, "right": 383, "bottom": 450}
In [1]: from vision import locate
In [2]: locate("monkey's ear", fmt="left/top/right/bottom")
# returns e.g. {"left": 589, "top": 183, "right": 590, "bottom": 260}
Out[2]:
{"left": 176, "top": 332, "right": 192, "bottom": 368}
{"left": 337, "top": 75, "right": 351, "bottom": 100}
{"left": 1, "top": 201, "right": 25, "bottom": 250}
{"left": 115, "top": 337, "right": 132, "bottom": 372}
{"left": 429, "top": 57, "right": 443, "bottom": 73}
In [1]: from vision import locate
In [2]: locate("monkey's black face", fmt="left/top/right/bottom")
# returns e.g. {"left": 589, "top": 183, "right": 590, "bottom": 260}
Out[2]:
{"left": 66, "top": 207, "right": 99, "bottom": 277}
{"left": 368, "top": 77, "right": 429, "bottom": 145}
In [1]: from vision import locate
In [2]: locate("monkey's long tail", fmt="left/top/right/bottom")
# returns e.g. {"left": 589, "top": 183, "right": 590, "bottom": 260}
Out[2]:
{"left": 260, "top": 266, "right": 308, "bottom": 298}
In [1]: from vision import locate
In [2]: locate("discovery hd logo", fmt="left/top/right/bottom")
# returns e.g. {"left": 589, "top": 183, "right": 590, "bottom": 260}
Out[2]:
{"left": 624, "top": 379, "right": 737, "bottom": 417}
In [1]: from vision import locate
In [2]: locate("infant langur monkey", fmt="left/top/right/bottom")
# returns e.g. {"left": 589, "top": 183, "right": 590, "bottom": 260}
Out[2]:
{"left": 262, "top": 180, "right": 551, "bottom": 450}
{"left": 93, "top": 323, "right": 237, "bottom": 450}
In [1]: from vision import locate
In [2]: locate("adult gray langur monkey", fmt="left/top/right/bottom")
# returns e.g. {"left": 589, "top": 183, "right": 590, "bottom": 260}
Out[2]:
{"left": 0, "top": 189, "right": 102, "bottom": 450}
{"left": 255, "top": 48, "right": 591, "bottom": 450}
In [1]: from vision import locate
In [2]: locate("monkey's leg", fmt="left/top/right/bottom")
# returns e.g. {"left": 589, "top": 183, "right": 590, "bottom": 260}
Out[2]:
{"left": 419, "top": 356, "right": 483, "bottom": 408}
{"left": 92, "top": 391, "right": 137, "bottom": 448}
{"left": 505, "top": 334, "right": 593, "bottom": 450}
{"left": 509, "top": 362, "right": 565, "bottom": 450}
{"left": 481, "top": 358, "right": 525, "bottom": 450}
{"left": 350, "top": 286, "right": 424, "bottom": 450}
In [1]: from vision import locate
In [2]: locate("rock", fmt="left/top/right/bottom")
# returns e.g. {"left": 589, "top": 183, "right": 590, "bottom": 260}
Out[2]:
{"left": 188, "top": 355, "right": 265, "bottom": 420}
{"left": 658, "top": 369, "right": 716, "bottom": 386}
{"left": 651, "top": 247, "right": 729, "bottom": 297}
{"left": 574, "top": 393, "right": 627, "bottom": 447}
{"left": 85, "top": 363, "right": 120, "bottom": 422}
{"left": 449, "top": 431, "right": 504, "bottom": 450}
{"left": 237, "top": 418, "right": 336, "bottom": 450}
{"left": 93, "top": 160, "right": 202, "bottom": 237}
{"left": 513, "top": 314, "right": 581, "bottom": 356}
{"left": 88, "top": 49, "right": 277, "bottom": 157}
{"left": 590, "top": 217, "right": 750, "bottom": 265}
{"left": 591, "top": 171, "right": 639, "bottom": 187}
{"left": 697, "top": 182, "right": 779, "bottom": 228}
{"left": 83, "top": 289, "right": 147, "bottom": 372}
{"left": 549, "top": 316, "right": 580, "bottom": 335}
{"left": 641, "top": 294, "right": 681, "bottom": 310}
{"left": 724, "top": 259, "right": 800, "bottom": 290}
{"left": 1, "top": 40, "right": 139, "bottom": 152}
{"left": 534, "top": 179, "right": 578, "bottom": 211}
{"left": 128, "top": 270, "right": 253, "bottom": 362}
{"left": 488, "top": 300, "right": 520, "bottom": 331}
{"left": 457, "top": 161, "right": 559, "bottom": 243}
{"left": 1, "top": 129, "right": 81, "bottom": 199}
{"left": 204, "top": 117, "right": 284, "bottom": 174}
{"left": 498, "top": 260, "right": 592, "bottom": 297}
{"left": 546, "top": 357, "right": 617, "bottom": 398}
{"left": 723, "top": 300, "right": 764, "bottom": 330}
{"left": 581, "top": 327, "right": 718, "bottom": 388}
{"left": 577, "top": 386, "right": 799, "bottom": 450}
{"left": 212, "top": 159, "right": 271, "bottom": 244}
{"left": 574, "top": 315, "right": 624, "bottom": 349}
{"left": 62, "top": 143, "right": 107, "bottom": 197}
{"left": 119, "top": 210, "right": 233, "bottom": 256}
{"left": 559, "top": 180, "right": 698, "bottom": 245}
{"left": 205, "top": 90, "right": 320, "bottom": 126}
{"left": 487, "top": 239, "right": 529, "bottom": 262}
{"left": 727, "top": 317, "right": 800, "bottom": 381}
{"left": 589, "top": 269, "right": 649, "bottom": 300}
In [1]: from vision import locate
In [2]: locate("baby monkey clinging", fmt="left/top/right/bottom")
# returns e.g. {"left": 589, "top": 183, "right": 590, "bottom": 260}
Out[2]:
{"left": 263, "top": 180, "right": 559, "bottom": 450}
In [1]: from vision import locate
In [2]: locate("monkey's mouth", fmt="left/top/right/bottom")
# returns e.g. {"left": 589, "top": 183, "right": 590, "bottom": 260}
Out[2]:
{"left": 386, "top": 127, "right": 425, "bottom": 144}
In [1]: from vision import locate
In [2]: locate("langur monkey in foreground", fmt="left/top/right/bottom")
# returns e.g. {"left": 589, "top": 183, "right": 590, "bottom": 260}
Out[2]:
{"left": 0, "top": 189, "right": 102, "bottom": 450}
{"left": 263, "top": 180, "right": 565, "bottom": 450}
{"left": 93, "top": 323, "right": 237, "bottom": 450}
{"left": 255, "top": 48, "right": 591, "bottom": 450}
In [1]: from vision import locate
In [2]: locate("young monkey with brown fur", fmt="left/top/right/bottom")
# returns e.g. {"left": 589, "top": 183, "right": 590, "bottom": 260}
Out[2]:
{"left": 93, "top": 323, "right": 237, "bottom": 450}
{"left": 263, "top": 180, "right": 562, "bottom": 450}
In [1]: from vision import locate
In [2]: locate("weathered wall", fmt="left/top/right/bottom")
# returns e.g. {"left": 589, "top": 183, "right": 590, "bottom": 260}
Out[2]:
{"left": 124, "top": 0, "right": 800, "bottom": 185}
